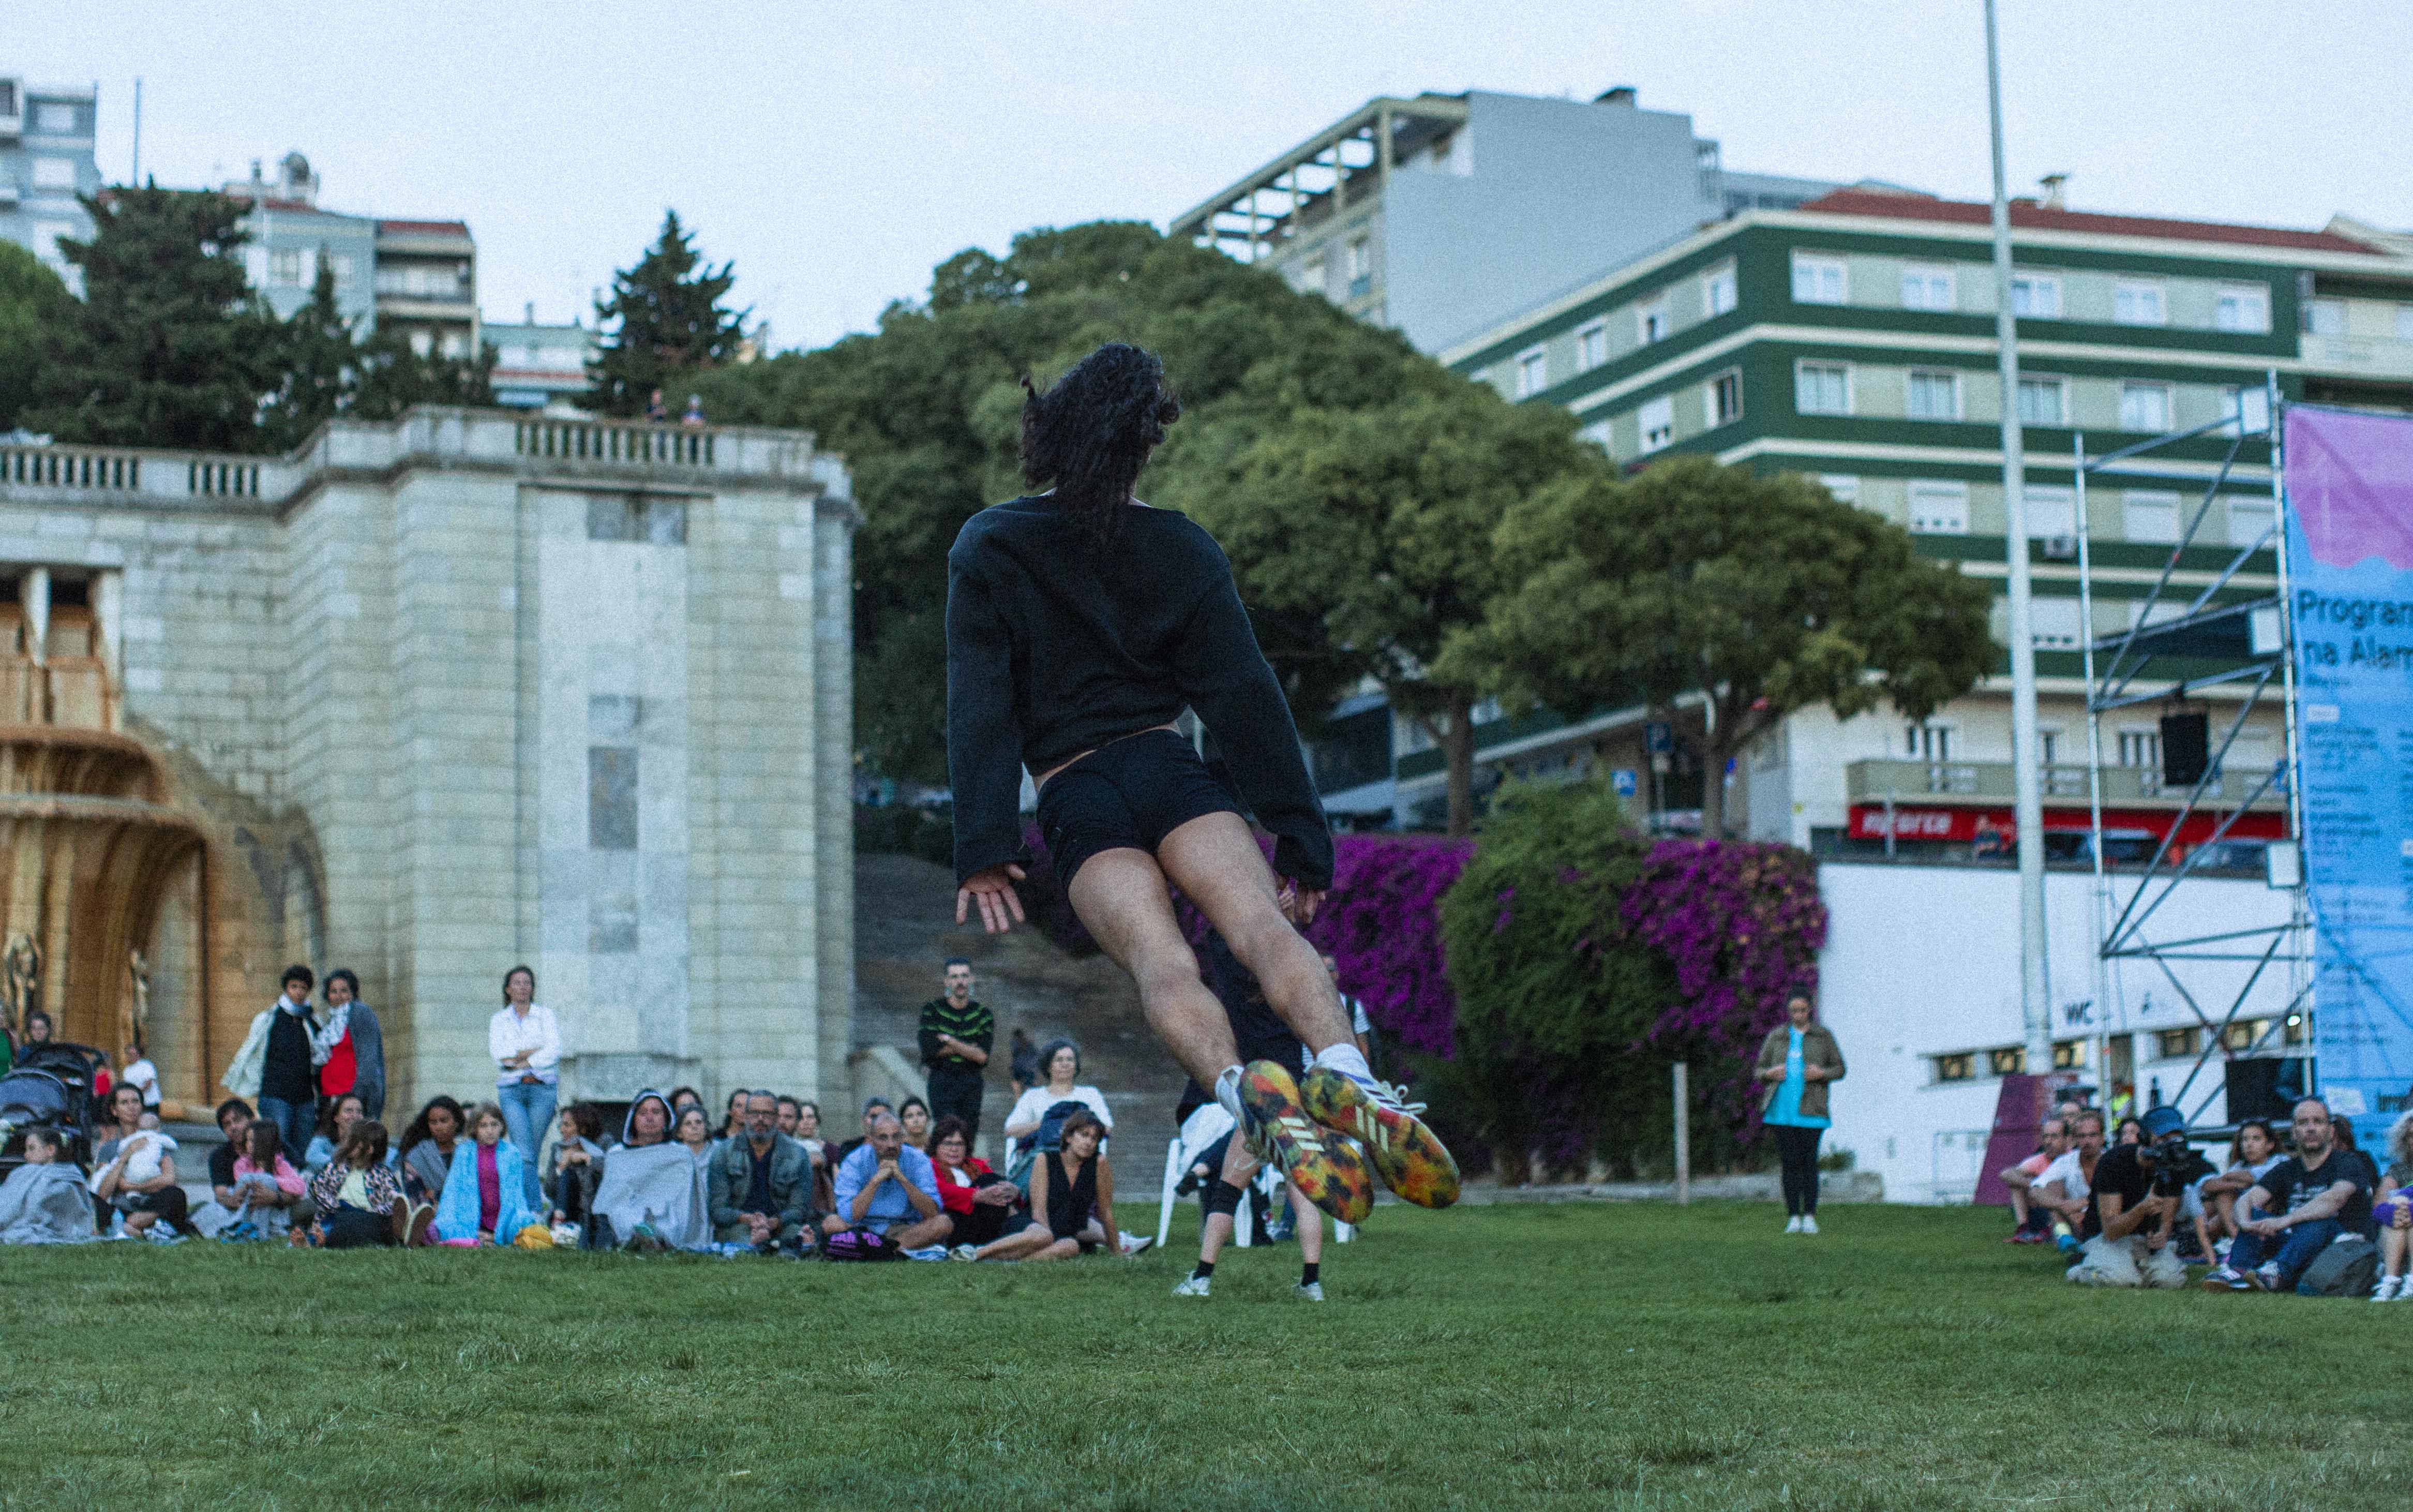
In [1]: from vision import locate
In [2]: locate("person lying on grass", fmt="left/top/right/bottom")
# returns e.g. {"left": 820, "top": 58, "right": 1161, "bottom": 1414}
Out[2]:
{"left": 962, "top": 1108, "right": 1114, "bottom": 1263}
{"left": 432, "top": 1102, "right": 542, "bottom": 1246}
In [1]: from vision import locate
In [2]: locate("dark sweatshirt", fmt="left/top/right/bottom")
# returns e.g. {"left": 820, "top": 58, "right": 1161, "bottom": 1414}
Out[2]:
{"left": 946, "top": 496, "right": 1332, "bottom": 890}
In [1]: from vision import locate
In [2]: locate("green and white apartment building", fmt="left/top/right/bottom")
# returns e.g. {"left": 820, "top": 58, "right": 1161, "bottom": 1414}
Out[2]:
{"left": 1443, "top": 185, "right": 2413, "bottom": 864}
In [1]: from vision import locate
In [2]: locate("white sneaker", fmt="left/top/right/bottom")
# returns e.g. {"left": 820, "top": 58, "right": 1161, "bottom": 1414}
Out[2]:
{"left": 1118, "top": 1231, "right": 1154, "bottom": 1257}
{"left": 2373, "top": 1275, "right": 2403, "bottom": 1302}
{"left": 1784, "top": 1215, "right": 1803, "bottom": 1234}
{"left": 1296, "top": 1281, "right": 1325, "bottom": 1302}
{"left": 2395, "top": 1278, "right": 2413, "bottom": 1302}
{"left": 1800, "top": 1215, "right": 1819, "bottom": 1235}
{"left": 1172, "top": 1274, "right": 1211, "bottom": 1298}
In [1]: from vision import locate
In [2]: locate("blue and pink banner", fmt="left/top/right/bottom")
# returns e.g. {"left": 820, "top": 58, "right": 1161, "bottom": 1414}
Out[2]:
{"left": 2288, "top": 405, "right": 2413, "bottom": 1130}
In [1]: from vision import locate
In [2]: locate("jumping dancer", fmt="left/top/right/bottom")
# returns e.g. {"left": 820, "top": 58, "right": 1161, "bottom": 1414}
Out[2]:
{"left": 946, "top": 342, "right": 1457, "bottom": 1223}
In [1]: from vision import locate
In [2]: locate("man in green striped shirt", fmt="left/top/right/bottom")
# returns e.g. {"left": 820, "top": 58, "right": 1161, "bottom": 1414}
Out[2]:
{"left": 919, "top": 958, "right": 993, "bottom": 1143}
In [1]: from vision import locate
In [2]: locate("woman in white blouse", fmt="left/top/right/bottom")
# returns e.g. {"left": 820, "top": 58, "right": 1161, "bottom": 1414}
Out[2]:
{"left": 1002, "top": 1038, "right": 1113, "bottom": 1146}
{"left": 489, "top": 964, "right": 562, "bottom": 1211}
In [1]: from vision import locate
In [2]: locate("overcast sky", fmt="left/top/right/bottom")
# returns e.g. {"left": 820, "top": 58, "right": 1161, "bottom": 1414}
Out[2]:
{"left": 9, "top": 2, "right": 2409, "bottom": 351}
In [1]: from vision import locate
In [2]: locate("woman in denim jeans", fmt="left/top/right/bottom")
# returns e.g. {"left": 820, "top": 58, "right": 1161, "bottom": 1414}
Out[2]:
{"left": 487, "top": 964, "right": 561, "bottom": 1212}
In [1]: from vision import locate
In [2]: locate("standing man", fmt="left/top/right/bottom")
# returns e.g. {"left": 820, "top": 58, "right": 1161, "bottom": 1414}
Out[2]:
{"left": 221, "top": 966, "right": 321, "bottom": 1162}
{"left": 918, "top": 958, "right": 993, "bottom": 1144}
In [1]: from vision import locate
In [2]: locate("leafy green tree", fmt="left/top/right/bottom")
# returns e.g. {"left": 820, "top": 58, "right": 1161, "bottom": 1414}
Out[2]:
{"left": 25, "top": 186, "right": 280, "bottom": 451}
{"left": 0, "top": 241, "right": 75, "bottom": 431}
{"left": 256, "top": 257, "right": 362, "bottom": 451}
{"left": 1164, "top": 381, "right": 1598, "bottom": 836}
{"left": 348, "top": 327, "right": 496, "bottom": 420}
{"left": 588, "top": 210, "right": 747, "bottom": 416}
{"left": 1443, "top": 456, "right": 1996, "bottom": 837}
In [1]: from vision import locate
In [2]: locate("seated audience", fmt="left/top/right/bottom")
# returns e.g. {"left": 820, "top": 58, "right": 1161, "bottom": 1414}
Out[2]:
{"left": 822, "top": 1110, "right": 951, "bottom": 1251}
{"left": 792, "top": 1099, "right": 833, "bottom": 1213}
{"left": 676, "top": 1106, "right": 717, "bottom": 1169}
{"left": 310, "top": 1121, "right": 421, "bottom": 1248}
{"left": 228, "top": 1122, "right": 308, "bottom": 1241}
{"left": 546, "top": 1103, "right": 609, "bottom": 1230}
{"left": 775, "top": 1097, "right": 802, "bottom": 1138}
{"left": 2372, "top": 1111, "right": 2413, "bottom": 1301}
{"left": 2192, "top": 1118, "right": 2281, "bottom": 1263}
{"left": 668, "top": 1086, "right": 704, "bottom": 1116}
{"left": 1002, "top": 1039, "right": 1114, "bottom": 1147}
{"left": 1008, "top": 1026, "right": 1037, "bottom": 1097}
{"left": 0, "top": 1127, "right": 96, "bottom": 1244}
{"left": 2031, "top": 1112, "right": 2105, "bottom": 1253}
{"left": 304, "top": 1092, "right": 369, "bottom": 1174}
{"left": 707, "top": 1090, "right": 817, "bottom": 1252}
{"left": 2113, "top": 1116, "right": 2145, "bottom": 1148}
{"left": 197, "top": 1098, "right": 259, "bottom": 1235}
{"left": 930, "top": 1116, "right": 1032, "bottom": 1254}
{"left": 967, "top": 1107, "right": 1115, "bottom": 1262}
{"left": 91, "top": 1083, "right": 198, "bottom": 1238}
{"left": 2064, "top": 1107, "right": 2190, "bottom": 1289}
{"left": 432, "top": 1102, "right": 542, "bottom": 1246}
{"left": 1998, "top": 1117, "right": 2070, "bottom": 1244}
{"left": 398, "top": 1096, "right": 467, "bottom": 1206}
{"left": 834, "top": 1096, "right": 891, "bottom": 1166}
{"left": 720, "top": 1088, "right": 750, "bottom": 1143}
{"left": 2208, "top": 1097, "right": 2375, "bottom": 1292}
{"left": 899, "top": 1095, "right": 934, "bottom": 1150}
{"left": 590, "top": 1090, "right": 710, "bottom": 1251}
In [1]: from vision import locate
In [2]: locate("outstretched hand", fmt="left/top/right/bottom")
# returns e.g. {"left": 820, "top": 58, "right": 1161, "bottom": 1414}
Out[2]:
{"left": 1276, "top": 878, "right": 1326, "bottom": 924}
{"left": 957, "top": 864, "right": 1028, "bottom": 934}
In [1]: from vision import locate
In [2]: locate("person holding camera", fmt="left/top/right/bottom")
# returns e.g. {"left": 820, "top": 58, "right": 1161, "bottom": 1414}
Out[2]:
{"left": 2066, "top": 1107, "right": 2207, "bottom": 1288}
{"left": 2206, "top": 1096, "right": 2374, "bottom": 1293}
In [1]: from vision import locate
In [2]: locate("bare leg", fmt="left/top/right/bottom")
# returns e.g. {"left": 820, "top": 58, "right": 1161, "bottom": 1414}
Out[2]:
{"left": 1292, "top": 1178, "right": 1323, "bottom": 1264}
{"left": 1157, "top": 812, "right": 1354, "bottom": 1054}
{"left": 1067, "top": 848, "right": 1245, "bottom": 1088}
{"left": 893, "top": 1214, "right": 955, "bottom": 1250}
{"left": 2384, "top": 1226, "right": 2409, "bottom": 1278}
{"left": 2007, "top": 1187, "right": 2030, "bottom": 1230}
{"left": 1018, "top": 1235, "right": 1084, "bottom": 1263}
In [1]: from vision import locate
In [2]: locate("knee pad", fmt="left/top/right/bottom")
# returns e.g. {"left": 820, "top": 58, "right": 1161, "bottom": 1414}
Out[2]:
{"left": 1204, "top": 1178, "right": 1245, "bottom": 1219}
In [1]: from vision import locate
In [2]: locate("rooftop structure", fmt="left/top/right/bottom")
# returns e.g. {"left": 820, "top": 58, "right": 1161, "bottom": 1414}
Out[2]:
{"left": 0, "top": 77, "right": 101, "bottom": 293}
{"left": 222, "top": 152, "right": 479, "bottom": 356}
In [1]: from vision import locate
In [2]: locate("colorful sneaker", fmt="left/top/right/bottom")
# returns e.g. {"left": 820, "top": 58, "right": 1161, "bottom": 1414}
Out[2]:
{"left": 1297, "top": 1065, "right": 1460, "bottom": 1209}
{"left": 1295, "top": 1280, "right": 1326, "bottom": 1302}
{"left": 2200, "top": 1266, "right": 2246, "bottom": 1291}
{"left": 1173, "top": 1274, "right": 1212, "bottom": 1298}
{"left": 2243, "top": 1262, "right": 2282, "bottom": 1292}
{"left": 1239, "top": 1061, "right": 1374, "bottom": 1225}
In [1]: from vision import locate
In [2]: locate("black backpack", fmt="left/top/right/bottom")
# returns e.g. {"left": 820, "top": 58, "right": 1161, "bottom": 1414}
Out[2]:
{"left": 2295, "top": 1234, "right": 2378, "bottom": 1297}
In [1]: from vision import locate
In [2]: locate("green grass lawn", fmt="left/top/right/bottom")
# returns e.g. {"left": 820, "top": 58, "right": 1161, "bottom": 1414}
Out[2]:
{"left": 4, "top": 1201, "right": 2408, "bottom": 1510}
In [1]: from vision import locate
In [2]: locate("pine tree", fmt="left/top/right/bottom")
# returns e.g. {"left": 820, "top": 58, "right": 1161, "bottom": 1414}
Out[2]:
{"left": 24, "top": 186, "right": 282, "bottom": 451}
{"left": 0, "top": 241, "right": 76, "bottom": 432}
{"left": 256, "top": 256, "right": 362, "bottom": 451}
{"left": 587, "top": 210, "right": 747, "bottom": 416}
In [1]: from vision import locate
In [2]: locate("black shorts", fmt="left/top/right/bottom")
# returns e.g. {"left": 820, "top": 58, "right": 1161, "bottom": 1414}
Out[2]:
{"left": 1035, "top": 729, "right": 1240, "bottom": 889}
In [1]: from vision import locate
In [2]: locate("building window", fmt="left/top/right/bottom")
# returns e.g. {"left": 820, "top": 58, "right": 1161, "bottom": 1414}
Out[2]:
{"left": 1791, "top": 253, "right": 1848, "bottom": 306}
{"left": 1905, "top": 721, "right": 1954, "bottom": 760}
{"left": 2119, "top": 382, "right": 2173, "bottom": 432}
{"left": 2017, "top": 376, "right": 2066, "bottom": 426}
{"left": 2303, "top": 298, "right": 2345, "bottom": 336}
{"left": 1818, "top": 474, "right": 1860, "bottom": 505}
{"left": 0, "top": 82, "right": 14, "bottom": 116}
{"left": 2122, "top": 491, "right": 2180, "bottom": 544}
{"left": 587, "top": 494, "right": 690, "bottom": 544}
{"left": 1906, "top": 369, "right": 1961, "bottom": 420}
{"left": 1575, "top": 319, "right": 1608, "bottom": 373}
{"left": 1702, "top": 261, "right": 1738, "bottom": 316}
{"left": 2397, "top": 305, "right": 2413, "bottom": 340}
{"left": 1935, "top": 1052, "right": 1976, "bottom": 1083}
{"left": 30, "top": 157, "right": 77, "bottom": 190}
{"left": 589, "top": 746, "right": 638, "bottom": 850}
{"left": 2221, "top": 1019, "right": 2269, "bottom": 1053}
{"left": 1794, "top": 360, "right": 1851, "bottom": 415}
{"left": 1707, "top": 369, "right": 1743, "bottom": 427}
{"left": 1639, "top": 294, "right": 1670, "bottom": 344}
{"left": 2227, "top": 496, "right": 2276, "bottom": 548}
{"left": 2222, "top": 385, "right": 2272, "bottom": 436}
{"left": 2118, "top": 728, "right": 2161, "bottom": 770}
{"left": 2051, "top": 1040, "right": 2084, "bottom": 1070}
{"left": 2028, "top": 597, "right": 2082, "bottom": 649}
{"left": 1909, "top": 480, "right": 1969, "bottom": 535}
{"left": 2011, "top": 274, "right": 2061, "bottom": 318}
{"left": 1988, "top": 1046, "right": 2027, "bottom": 1076}
{"left": 2214, "top": 284, "right": 2270, "bottom": 334}
{"left": 1346, "top": 237, "right": 1372, "bottom": 298}
{"left": 2155, "top": 1027, "right": 2201, "bottom": 1060}
{"left": 1900, "top": 263, "right": 1956, "bottom": 311}
{"left": 1578, "top": 418, "right": 1613, "bottom": 453}
{"left": 325, "top": 253, "right": 357, "bottom": 285}
{"left": 1638, "top": 395, "right": 1675, "bottom": 453}
{"left": 1513, "top": 345, "right": 1549, "bottom": 399}
{"left": 1297, "top": 256, "right": 1326, "bottom": 296}
{"left": 268, "top": 248, "right": 305, "bottom": 286}
{"left": 2114, "top": 281, "right": 2167, "bottom": 326}
{"left": 2023, "top": 485, "right": 2076, "bottom": 539}
{"left": 33, "top": 102, "right": 78, "bottom": 134}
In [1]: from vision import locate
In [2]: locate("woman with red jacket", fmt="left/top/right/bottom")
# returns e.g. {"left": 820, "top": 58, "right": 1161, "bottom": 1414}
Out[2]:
{"left": 929, "top": 1116, "right": 1031, "bottom": 1253}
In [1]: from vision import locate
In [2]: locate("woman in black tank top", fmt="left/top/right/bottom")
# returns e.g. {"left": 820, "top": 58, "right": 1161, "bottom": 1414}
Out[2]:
{"left": 960, "top": 1108, "right": 1117, "bottom": 1263}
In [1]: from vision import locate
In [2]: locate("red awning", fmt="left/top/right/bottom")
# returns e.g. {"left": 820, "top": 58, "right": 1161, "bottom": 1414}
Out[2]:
{"left": 1847, "top": 805, "right": 2285, "bottom": 844}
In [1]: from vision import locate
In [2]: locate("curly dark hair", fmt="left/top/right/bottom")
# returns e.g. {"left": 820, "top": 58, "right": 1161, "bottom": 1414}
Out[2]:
{"left": 1020, "top": 342, "right": 1181, "bottom": 539}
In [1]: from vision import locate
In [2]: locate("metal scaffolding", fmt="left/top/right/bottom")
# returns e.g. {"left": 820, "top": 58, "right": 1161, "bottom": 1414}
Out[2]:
{"left": 2074, "top": 370, "right": 2311, "bottom": 1128}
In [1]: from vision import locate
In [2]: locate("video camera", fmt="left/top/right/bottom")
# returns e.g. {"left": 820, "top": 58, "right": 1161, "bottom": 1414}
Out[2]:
{"left": 2141, "top": 1108, "right": 2214, "bottom": 1199}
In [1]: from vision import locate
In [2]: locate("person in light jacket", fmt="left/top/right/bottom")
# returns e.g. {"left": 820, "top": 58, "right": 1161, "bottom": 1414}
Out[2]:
{"left": 488, "top": 964, "right": 561, "bottom": 1213}
{"left": 1755, "top": 994, "right": 1846, "bottom": 1235}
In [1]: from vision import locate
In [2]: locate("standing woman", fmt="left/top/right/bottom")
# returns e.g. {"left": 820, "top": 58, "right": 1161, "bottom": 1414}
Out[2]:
{"left": 943, "top": 343, "right": 1455, "bottom": 1222}
{"left": 318, "top": 969, "right": 386, "bottom": 1123}
{"left": 1755, "top": 993, "right": 1846, "bottom": 1234}
{"left": 488, "top": 964, "right": 561, "bottom": 1213}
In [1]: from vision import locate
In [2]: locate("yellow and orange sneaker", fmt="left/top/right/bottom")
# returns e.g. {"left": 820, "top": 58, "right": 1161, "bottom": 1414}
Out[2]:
{"left": 1238, "top": 1061, "right": 1373, "bottom": 1226}
{"left": 1299, "top": 1066, "right": 1461, "bottom": 1208}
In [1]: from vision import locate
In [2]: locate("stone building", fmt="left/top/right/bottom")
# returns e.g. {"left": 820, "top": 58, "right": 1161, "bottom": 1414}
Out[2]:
{"left": 0, "top": 408, "right": 855, "bottom": 1115}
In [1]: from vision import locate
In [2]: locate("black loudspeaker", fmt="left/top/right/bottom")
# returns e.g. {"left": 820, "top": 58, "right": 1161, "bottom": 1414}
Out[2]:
{"left": 2162, "top": 710, "right": 2210, "bottom": 788}
{"left": 2225, "top": 1057, "right": 2298, "bottom": 1123}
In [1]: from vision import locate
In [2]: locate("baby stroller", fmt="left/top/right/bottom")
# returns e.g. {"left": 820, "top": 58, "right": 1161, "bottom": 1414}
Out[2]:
{"left": 0, "top": 1041, "right": 110, "bottom": 1180}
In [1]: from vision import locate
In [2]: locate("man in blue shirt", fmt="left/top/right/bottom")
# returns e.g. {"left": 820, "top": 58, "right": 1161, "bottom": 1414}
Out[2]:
{"left": 821, "top": 1111, "right": 951, "bottom": 1251}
